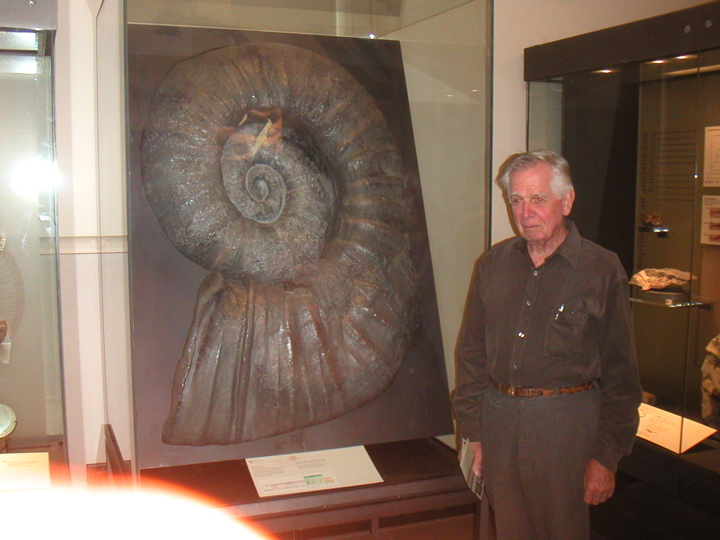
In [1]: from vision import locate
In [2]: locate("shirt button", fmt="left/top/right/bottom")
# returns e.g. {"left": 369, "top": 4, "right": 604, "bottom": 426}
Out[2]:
{"left": 512, "top": 364, "right": 518, "bottom": 370}
{"left": 533, "top": 270, "right": 539, "bottom": 276}
{"left": 526, "top": 300, "right": 531, "bottom": 306}
{"left": 518, "top": 332, "right": 525, "bottom": 338}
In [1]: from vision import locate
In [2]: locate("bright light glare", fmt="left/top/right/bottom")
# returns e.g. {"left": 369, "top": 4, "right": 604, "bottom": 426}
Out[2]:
{"left": 9, "top": 156, "right": 61, "bottom": 200}
{"left": 0, "top": 487, "right": 272, "bottom": 539}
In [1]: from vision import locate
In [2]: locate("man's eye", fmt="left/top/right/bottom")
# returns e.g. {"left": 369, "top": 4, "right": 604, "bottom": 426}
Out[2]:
{"left": 533, "top": 197, "right": 545, "bottom": 203}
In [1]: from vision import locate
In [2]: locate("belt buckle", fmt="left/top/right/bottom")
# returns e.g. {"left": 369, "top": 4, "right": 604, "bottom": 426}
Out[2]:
{"left": 508, "top": 385, "right": 517, "bottom": 397}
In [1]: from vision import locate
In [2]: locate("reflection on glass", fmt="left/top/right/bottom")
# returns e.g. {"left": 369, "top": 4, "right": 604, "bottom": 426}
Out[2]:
{"left": 126, "top": 0, "right": 474, "bottom": 38}
{"left": 0, "top": 28, "right": 65, "bottom": 485}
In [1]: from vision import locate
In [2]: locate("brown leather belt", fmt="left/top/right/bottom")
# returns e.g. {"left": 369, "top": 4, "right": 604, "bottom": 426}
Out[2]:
{"left": 491, "top": 379, "right": 595, "bottom": 398}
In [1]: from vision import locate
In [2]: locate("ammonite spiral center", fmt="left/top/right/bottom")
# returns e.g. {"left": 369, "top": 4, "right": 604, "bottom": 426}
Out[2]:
{"left": 242, "top": 163, "right": 285, "bottom": 224}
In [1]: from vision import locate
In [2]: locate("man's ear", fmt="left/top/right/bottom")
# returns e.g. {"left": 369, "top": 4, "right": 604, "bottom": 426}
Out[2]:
{"left": 562, "top": 189, "right": 575, "bottom": 216}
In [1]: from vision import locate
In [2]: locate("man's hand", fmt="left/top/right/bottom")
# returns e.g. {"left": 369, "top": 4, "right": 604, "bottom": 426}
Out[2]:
{"left": 469, "top": 441, "right": 483, "bottom": 478}
{"left": 583, "top": 458, "right": 615, "bottom": 505}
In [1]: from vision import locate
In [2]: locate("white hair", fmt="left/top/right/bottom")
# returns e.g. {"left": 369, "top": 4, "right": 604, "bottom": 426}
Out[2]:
{"left": 495, "top": 151, "right": 574, "bottom": 198}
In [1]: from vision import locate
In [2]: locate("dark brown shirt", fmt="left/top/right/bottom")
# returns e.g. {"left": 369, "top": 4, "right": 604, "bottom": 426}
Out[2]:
{"left": 453, "top": 221, "right": 641, "bottom": 471}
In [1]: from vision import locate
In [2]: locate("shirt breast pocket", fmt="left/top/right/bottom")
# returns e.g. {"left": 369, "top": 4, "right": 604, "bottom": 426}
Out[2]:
{"left": 544, "top": 310, "right": 589, "bottom": 359}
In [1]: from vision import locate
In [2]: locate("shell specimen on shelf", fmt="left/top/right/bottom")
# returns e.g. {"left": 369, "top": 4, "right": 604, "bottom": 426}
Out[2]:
{"left": 0, "top": 244, "right": 24, "bottom": 344}
{"left": 141, "top": 42, "right": 421, "bottom": 445}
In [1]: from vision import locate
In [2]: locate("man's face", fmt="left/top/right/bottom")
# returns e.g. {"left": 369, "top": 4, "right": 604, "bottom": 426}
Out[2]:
{"left": 508, "top": 163, "right": 574, "bottom": 247}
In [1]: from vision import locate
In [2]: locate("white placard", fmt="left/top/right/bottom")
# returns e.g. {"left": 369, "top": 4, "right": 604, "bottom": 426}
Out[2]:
{"left": 0, "top": 452, "right": 51, "bottom": 491}
{"left": 701, "top": 195, "right": 720, "bottom": 245}
{"left": 705, "top": 126, "right": 720, "bottom": 187}
{"left": 246, "top": 445, "right": 382, "bottom": 498}
{"left": 636, "top": 403, "right": 717, "bottom": 453}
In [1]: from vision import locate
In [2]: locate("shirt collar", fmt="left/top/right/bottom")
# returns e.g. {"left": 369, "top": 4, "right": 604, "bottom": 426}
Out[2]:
{"left": 553, "top": 219, "right": 581, "bottom": 268}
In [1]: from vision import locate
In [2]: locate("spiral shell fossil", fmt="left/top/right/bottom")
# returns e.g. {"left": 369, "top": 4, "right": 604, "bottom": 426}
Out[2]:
{"left": 141, "top": 42, "right": 421, "bottom": 445}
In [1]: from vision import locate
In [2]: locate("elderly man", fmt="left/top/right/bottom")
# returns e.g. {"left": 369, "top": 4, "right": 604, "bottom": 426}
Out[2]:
{"left": 453, "top": 151, "right": 641, "bottom": 538}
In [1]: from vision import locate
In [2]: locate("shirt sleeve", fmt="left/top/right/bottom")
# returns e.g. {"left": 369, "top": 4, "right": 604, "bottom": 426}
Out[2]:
{"left": 592, "top": 256, "right": 642, "bottom": 472}
{"left": 452, "top": 257, "right": 490, "bottom": 442}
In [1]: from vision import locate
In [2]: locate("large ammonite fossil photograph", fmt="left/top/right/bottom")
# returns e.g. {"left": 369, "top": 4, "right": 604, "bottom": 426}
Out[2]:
{"left": 129, "top": 28, "right": 450, "bottom": 467}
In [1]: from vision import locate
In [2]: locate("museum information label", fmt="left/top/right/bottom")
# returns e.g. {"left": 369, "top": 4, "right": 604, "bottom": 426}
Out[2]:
{"left": 247, "top": 445, "right": 383, "bottom": 497}
{"left": 636, "top": 403, "right": 717, "bottom": 453}
{"left": 704, "top": 126, "right": 720, "bottom": 187}
{"left": 701, "top": 195, "right": 720, "bottom": 245}
{"left": 0, "top": 452, "right": 51, "bottom": 490}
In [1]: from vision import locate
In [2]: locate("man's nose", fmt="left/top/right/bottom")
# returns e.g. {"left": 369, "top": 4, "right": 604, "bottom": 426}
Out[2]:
{"left": 520, "top": 200, "right": 533, "bottom": 218}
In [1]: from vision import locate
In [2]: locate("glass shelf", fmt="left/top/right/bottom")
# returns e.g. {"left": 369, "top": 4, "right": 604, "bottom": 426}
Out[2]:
{"left": 630, "top": 296, "right": 715, "bottom": 309}
{"left": 639, "top": 226, "right": 669, "bottom": 237}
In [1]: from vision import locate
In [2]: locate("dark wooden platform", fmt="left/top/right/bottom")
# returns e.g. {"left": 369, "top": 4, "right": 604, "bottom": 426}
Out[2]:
{"left": 140, "top": 438, "right": 481, "bottom": 538}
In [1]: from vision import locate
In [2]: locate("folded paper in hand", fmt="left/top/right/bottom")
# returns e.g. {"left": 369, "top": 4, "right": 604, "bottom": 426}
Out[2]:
{"left": 460, "top": 438, "right": 484, "bottom": 500}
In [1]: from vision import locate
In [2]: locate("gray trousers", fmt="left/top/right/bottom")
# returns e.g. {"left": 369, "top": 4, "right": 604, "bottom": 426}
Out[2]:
{"left": 481, "top": 383, "right": 601, "bottom": 539}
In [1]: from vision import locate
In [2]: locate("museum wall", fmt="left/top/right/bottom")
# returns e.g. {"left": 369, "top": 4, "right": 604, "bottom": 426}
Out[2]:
{"left": 51, "top": 0, "right": 712, "bottom": 483}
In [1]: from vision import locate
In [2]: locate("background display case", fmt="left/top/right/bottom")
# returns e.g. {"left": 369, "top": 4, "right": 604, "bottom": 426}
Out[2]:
{"left": 525, "top": 2, "right": 720, "bottom": 516}
{"left": 0, "top": 4, "right": 66, "bottom": 487}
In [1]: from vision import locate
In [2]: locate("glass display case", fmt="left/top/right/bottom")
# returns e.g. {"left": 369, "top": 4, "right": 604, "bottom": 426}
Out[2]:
{"left": 0, "top": 8, "right": 66, "bottom": 487}
{"left": 86, "top": 1, "right": 492, "bottom": 532}
{"left": 525, "top": 3, "right": 720, "bottom": 515}
{"left": 93, "top": 0, "right": 490, "bottom": 485}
